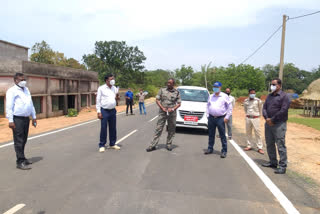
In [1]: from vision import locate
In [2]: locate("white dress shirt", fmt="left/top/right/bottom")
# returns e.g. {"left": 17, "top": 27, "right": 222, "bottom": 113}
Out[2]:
{"left": 96, "top": 84, "right": 117, "bottom": 113}
{"left": 6, "top": 85, "right": 36, "bottom": 122}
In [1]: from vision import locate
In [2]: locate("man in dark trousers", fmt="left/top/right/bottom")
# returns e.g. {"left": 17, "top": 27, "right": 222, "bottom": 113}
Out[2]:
{"left": 125, "top": 88, "right": 134, "bottom": 116}
{"left": 6, "top": 73, "right": 37, "bottom": 170}
{"left": 262, "top": 78, "right": 290, "bottom": 174}
{"left": 96, "top": 74, "right": 120, "bottom": 152}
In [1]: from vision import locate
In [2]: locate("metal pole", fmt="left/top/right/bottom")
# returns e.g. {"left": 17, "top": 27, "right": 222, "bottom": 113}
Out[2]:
{"left": 279, "top": 15, "right": 287, "bottom": 82}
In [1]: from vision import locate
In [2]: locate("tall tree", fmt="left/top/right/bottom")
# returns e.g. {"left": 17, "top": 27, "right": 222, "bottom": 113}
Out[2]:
{"left": 30, "top": 41, "right": 55, "bottom": 64}
{"left": 175, "top": 65, "right": 194, "bottom": 85}
{"left": 82, "top": 41, "right": 146, "bottom": 87}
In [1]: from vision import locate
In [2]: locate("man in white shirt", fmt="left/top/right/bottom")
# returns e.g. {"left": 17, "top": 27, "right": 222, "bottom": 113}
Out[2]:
{"left": 96, "top": 74, "right": 120, "bottom": 152}
{"left": 6, "top": 73, "right": 37, "bottom": 170}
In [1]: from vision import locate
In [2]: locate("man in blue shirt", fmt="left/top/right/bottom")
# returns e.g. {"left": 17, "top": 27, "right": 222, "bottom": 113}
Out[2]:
{"left": 6, "top": 73, "right": 37, "bottom": 170}
{"left": 125, "top": 88, "right": 134, "bottom": 116}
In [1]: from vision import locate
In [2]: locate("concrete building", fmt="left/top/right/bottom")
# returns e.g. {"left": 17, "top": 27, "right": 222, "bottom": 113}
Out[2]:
{"left": 0, "top": 40, "right": 99, "bottom": 119}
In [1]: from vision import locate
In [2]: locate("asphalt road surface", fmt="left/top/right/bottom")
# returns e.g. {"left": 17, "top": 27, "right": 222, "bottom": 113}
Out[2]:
{"left": 0, "top": 103, "right": 319, "bottom": 214}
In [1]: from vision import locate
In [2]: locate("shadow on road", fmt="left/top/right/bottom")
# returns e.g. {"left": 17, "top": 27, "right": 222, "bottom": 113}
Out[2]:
{"left": 29, "top": 156, "right": 44, "bottom": 164}
{"left": 175, "top": 127, "right": 208, "bottom": 136}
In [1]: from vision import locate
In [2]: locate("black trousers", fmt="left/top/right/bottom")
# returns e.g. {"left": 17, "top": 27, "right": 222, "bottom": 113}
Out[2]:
{"left": 126, "top": 99, "right": 133, "bottom": 114}
{"left": 13, "top": 116, "right": 30, "bottom": 164}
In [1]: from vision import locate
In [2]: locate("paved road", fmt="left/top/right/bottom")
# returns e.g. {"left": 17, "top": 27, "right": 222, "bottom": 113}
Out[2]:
{"left": 0, "top": 103, "right": 319, "bottom": 214}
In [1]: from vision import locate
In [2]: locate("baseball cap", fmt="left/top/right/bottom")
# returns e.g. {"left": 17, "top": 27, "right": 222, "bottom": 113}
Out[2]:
{"left": 213, "top": 81, "right": 222, "bottom": 87}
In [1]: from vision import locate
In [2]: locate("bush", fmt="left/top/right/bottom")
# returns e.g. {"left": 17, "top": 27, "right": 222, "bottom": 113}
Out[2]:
{"left": 256, "top": 90, "right": 269, "bottom": 98}
{"left": 67, "top": 108, "right": 78, "bottom": 117}
{"left": 144, "top": 85, "right": 159, "bottom": 97}
{"left": 231, "top": 88, "right": 249, "bottom": 98}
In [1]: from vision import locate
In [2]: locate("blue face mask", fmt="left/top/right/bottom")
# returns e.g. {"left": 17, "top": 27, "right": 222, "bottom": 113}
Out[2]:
{"left": 249, "top": 94, "right": 256, "bottom": 99}
{"left": 213, "top": 87, "right": 220, "bottom": 93}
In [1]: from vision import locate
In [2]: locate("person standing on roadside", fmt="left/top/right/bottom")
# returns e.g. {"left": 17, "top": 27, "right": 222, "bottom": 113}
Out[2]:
{"left": 243, "top": 88, "right": 264, "bottom": 154}
{"left": 146, "top": 78, "right": 181, "bottom": 152}
{"left": 136, "top": 89, "right": 147, "bottom": 115}
{"left": 262, "top": 78, "right": 290, "bottom": 174}
{"left": 125, "top": 88, "right": 134, "bottom": 116}
{"left": 96, "top": 74, "right": 120, "bottom": 152}
{"left": 224, "top": 88, "right": 235, "bottom": 139}
{"left": 6, "top": 73, "right": 37, "bottom": 170}
{"left": 204, "top": 81, "right": 232, "bottom": 158}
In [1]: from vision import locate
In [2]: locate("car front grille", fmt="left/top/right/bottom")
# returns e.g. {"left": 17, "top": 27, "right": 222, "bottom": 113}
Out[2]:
{"left": 179, "top": 110, "right": 204, "bottom": 120}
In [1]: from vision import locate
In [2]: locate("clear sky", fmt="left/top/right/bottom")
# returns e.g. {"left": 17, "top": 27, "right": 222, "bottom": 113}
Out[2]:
{"left": 1, "top": 0, "right": 320, "bottom": 71}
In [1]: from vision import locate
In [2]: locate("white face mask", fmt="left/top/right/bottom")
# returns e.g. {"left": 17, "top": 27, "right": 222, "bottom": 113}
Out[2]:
{"left": 18, "top": 80, "right": 27, "bottom": 88}
{"left": 249, "top": 94, "right": 256, "bottom": 99}
{"left": 270, "top": 85, "right": 277, "bottom": 92}
{"left": 110, "top": 80, "right": 115, "bottom": 86}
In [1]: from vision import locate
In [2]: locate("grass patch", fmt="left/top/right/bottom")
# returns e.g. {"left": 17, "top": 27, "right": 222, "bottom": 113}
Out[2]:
{"left": 288, "top": 108, "right": 304, "bottom": 116}
{"left": 287, "top": 170, "right": 318, "bottom": 187}
{"left": 288, "top": 117, "right": 320, "bottom": 130}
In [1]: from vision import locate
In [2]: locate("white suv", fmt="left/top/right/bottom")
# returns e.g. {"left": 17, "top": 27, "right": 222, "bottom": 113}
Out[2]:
{"left": 175, "top": 86, "right": 209, "bottom": 130}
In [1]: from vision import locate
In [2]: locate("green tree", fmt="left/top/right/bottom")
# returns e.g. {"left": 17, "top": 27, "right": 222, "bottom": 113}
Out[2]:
{"left": 175, "top": 65, "right": 194, "bottom": 85}
{"left": 30, "top": 41, "right": 55, "bottom": 64}
{"left": 82, "top": 41, "right": 146, "bottom": 87}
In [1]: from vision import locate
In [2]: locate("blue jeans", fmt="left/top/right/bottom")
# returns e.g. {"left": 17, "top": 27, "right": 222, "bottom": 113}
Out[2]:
{"left": 99, "top": 108, "right": 117, "bottom": 148}
{"left": 139, "top": 102, "right": 146, "bottom": 114}
{"left": 208, "top": 115, "right": 227, "bottom": 153}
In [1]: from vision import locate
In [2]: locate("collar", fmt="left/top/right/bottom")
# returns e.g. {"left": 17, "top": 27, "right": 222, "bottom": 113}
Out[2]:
{"left": 14, "top": 84, "right": 25, "bottom": 91}
{"left": 166, "top": 87, "right": 175, "bottom": 92}
{"left": 271, "top": 90, "right": 282, "bottom": 96}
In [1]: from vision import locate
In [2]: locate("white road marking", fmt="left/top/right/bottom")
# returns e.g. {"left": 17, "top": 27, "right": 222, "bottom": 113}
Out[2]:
{"left": 3, "top": 204, "right": 26, "bottom": 214}
{"left": 229, "top": 139, "right": 300, "bottom": 214}
{"left": 115, "top": 129, "right": 138, "bottom": 145}
{"left": 149, "top": 115, "right": 158, "bottom": 122}
{"left": 0, "top": 103, "right": 156, "bottom": 149}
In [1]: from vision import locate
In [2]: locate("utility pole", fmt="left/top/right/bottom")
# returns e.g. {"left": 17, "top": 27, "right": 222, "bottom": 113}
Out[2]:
{"left": 279, "top": 15, "right": 287, "bottom": 82}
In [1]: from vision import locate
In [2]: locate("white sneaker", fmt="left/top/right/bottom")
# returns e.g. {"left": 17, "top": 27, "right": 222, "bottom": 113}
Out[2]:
{"left": 99, "top": 147, "right": 105, "bottom": 152}
{"left": 109, "top": 145, "right": 121, "bottom": 150}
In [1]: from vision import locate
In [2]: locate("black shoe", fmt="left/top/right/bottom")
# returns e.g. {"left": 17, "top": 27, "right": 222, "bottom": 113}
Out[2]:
{"left": 146, "top": 146, "right": 156, "bottom": 152}
{"left": 220, "top": 152, "right": 227, "bottom": 158}
{"left": 166, "top": 145, "right": 173, "bottom": 151}
{"left": 262, "top": 162, "right": 278, "bottom": 168}
{"left": 204, "top": 149, "right": 213, "bottom": 155}
{"left": 274, "top": 168, "right": 286, "bottom": 174}
{"left": 17, "top": 162, "right": 31, "bottom": 170}
{"left": 228, "top": 136, "right": 232, "bottom": 140}
{"left": 24, "top": 159, "right": 33, "bottom": 165}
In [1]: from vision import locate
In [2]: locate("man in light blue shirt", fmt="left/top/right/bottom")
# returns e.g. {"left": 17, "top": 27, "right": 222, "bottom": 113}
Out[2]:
{"left": 6, "top": 73, "right": 37, "bottom": 170}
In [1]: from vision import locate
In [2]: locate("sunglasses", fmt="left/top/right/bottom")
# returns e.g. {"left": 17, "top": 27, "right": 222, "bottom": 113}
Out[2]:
{"left": 270, "top": 84, "right": 277, "bottom": 86}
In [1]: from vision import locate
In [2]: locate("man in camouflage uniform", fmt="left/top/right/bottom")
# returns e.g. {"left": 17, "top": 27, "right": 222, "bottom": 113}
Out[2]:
{"left": 146, "top": 78, "right": 181, "bottom": 152}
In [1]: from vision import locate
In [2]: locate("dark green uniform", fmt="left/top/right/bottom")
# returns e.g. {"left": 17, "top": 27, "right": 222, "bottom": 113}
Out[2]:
{"left": 150, "top": 87, "right": 181, "bottom": 147}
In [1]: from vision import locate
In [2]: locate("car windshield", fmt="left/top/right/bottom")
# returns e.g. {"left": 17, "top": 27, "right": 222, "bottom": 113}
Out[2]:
{"left": 178, "top": 89, "right": 209, "bottom": 102}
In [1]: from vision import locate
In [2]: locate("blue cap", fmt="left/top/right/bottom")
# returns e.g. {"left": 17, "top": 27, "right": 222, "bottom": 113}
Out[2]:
{"left": 213, "top": 81, "right": 222, "bottom": 87}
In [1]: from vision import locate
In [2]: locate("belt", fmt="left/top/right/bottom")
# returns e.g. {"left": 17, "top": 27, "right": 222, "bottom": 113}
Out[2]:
{"left": 102, "top": 108, "right": 115, "bottom": 111}
{"left": 246, "top": 115, "right": 259, "bottom": 119}
{"left": 13, "top": 115, "right": 30, "bottom": 119}
{"left": 210, "top": 114, "right": 225, "bottom": 119}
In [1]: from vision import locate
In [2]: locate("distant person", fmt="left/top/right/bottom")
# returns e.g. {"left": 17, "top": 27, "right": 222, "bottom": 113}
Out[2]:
{"left": 217, "top": 88, "right": 235, "bottom": 140}
{"left": 243, "top": 88, "right": 264, "bottom": 154}
{"left": 262, "top": 78, "right": 290, "bottom": 174}
{"left": 136, "top": 89, "right": 147, "bottom": 115}
{"left": 6, "top": 73, "right": 37, "bottom": 170}
{"left": 204, "top": 81, "right": 232, "bottom": 158}
{"left": 146, "top": 78, "right": 181, "bottom": 152}
{"left": 125, "top": 88, "right": 134, "bottom": 116}
{"left": 96, "top": 74, "right": 120, "bottom": 152}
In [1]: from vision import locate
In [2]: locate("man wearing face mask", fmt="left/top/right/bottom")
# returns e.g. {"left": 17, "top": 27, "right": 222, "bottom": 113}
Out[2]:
{"left": 205, "top": 81, "right": 232, "bottom": 158}
{"left": 6, "top": 73, "right": 37, "bottom": 170}
{"left": 243, "top": 88, "right": 264, "bottom": 154}
{"left": 96, "top": 74, "right": 120, "bottom": 152}
{"left": 262, "top": 78, "right": 290, "bottom": 174}
{"left": 146, "top": 78, "right": 181, "bottom": 152}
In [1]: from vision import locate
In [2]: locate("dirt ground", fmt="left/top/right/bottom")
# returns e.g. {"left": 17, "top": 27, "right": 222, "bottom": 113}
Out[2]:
{"left": 0, "top": 98, "right": 156, "bottom": 144}
{"left": 232, "top": 102, "right": 320, "bottom": 185}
